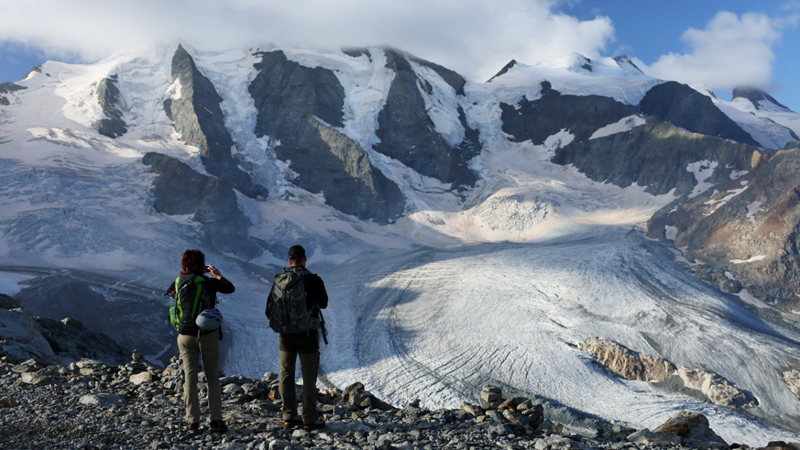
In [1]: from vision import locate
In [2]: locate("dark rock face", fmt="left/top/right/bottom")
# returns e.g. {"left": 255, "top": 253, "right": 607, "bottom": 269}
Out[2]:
{"left": 95, "top": 75, "right": 127, "bottom": 138}
{"left": 249, "top": 50, "right": 405, "bottom": 224}
{"left": 639, "top": 81, "right": 761, "bottom": 148}
{"left": 733, "top": 86, "right": 792, "bottom": 112}
{"left": 406, "top": 52, "right": 468, "bottom": 97}
{"left": 501, "top": 81, "right": 637, "bottom": 146}
{"left": 34, "top": 317, "right": 129, "bottom": 367}
{"left": 164, "top": 45, "right": 267, "bottom": 199}
{"left": 648, "top": 142, "right": 800, "bottom": 310}
{"left": 487, "top": 60, "right": 518, "bottom": 83}
{"left": 553, "top": 118, "right": 757, "bottom": 196}
{"left": 0, "top": 294, "right": 20, "bottom": 309}
{"left": 13, "top": 273, "right": 171, "bottom": 365}
{"left": 374, "top": 49, "right": 480, "bottom": 188}
{"left": 0, "top": 82, "right": 26, "bottom": 105}
{"left": 142, "top": 152, "right": 260, "bottom": 258}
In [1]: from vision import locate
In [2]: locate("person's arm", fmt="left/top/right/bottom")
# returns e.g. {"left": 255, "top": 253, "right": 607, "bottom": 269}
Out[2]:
{"left": 165, "top": 280, "right": 177, "bottom": 296}
{"left": 306, "top": 274, "right": 328, "bottom": 309}
{"left": 206, "top": 265, "right": 235, "bottom": 294}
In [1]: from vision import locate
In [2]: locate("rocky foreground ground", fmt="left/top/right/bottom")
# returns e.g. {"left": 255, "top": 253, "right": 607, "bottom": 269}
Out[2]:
{"left": 2, "top": 350, "right": 799, "bottom": 450}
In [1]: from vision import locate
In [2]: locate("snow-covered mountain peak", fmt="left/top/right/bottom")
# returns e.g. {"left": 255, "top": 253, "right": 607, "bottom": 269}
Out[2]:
{"left": 733, "top": 86, "right": 793, "bottom": 113}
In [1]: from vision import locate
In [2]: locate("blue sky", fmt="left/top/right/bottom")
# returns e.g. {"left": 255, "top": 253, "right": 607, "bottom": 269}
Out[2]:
{"left": 1, "top": 0, "right": 798, "bottom": 111}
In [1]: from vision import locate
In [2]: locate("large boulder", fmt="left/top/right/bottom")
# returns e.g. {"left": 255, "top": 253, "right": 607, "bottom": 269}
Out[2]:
{"left": 164, "top": 44, "right": 266, "bottom": 199}
{"left": 652, "top": 411, "right": 728, "bottom": 447}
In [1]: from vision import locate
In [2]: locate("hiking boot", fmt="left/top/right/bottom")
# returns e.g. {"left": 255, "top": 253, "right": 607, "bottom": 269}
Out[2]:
{"left": 304, "top": 418, "right": 325, "bottom": 430}
{"left": 188, "top": 422, "right": 201, "bottom": 435}
{"left": 283, "top": 416, "right": 303, "bottom": 428}
{"left": 209, "top": 420, "right": 228, "bottom": 433}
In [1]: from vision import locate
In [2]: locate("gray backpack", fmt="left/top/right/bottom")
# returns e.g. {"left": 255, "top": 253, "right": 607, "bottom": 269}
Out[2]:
{"left": 267, "top": 268, "right": 322, "bottom": 334}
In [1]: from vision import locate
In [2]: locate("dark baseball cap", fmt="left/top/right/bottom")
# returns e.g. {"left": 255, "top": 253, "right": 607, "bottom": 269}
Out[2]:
{"left": 288, "top": 245, "right": 306, "bottom": 260}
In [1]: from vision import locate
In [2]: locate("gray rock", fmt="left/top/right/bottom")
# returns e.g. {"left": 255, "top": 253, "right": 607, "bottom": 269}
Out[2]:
{"left": 164, "top": 44, "right": 266, "bottom": 200}
{"left": 0, "top": 294, "right": 20, "bottom": 310}
{"left": 553, "top": 118, "right": 757, "bottom": 197}
{"left": 652, "top": 411, "right": 728, "bottom": 446}
{"left": 79, "top": 394, "right": 126, "bottom": 407}
{"left": 223, "top": 384, "right": 244, "bottom": 396}
{"left": 501, "top": 81, "right": 636, "bottom": 146}
{"left": 141, "top": 152, "right": 261, "bottom": 259}
{"left": 249, "top": 50, "right": 404, "bottom": 224}
{"left": 374, "top": 49, "right": 479, "bottom": 188}
{"left": 96, "top": 75, "right": 127, "bottom": 138}
{"left": 0, "top": 309, "right": 56, "bottom": 361}
{"left": 648, "top": 143, "right": 800, "bottom": 310}
{"left": 640, "top": 81, "right": 760, "bottom": 147}
{"left": 268, "top": 440, "right": 290, "bottom": 450}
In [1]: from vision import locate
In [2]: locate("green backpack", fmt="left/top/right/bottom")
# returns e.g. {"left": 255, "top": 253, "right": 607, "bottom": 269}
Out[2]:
{"left": 267, "top": 268, "right": 322, "bottom": 334}
{"left": 168, "top": 275, "right": 211, "bottom": 334}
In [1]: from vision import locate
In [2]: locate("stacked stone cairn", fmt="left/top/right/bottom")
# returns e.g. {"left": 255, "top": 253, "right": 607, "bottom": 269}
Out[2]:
{"left": 1, "top": 349, "right": 799, "bottom": 450}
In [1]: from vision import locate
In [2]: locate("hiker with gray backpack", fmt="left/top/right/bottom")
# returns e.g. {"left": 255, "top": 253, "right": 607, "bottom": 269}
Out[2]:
{"left": 266, "top": 245, "right": 329, "bottom": 430}
{"left": 165, "top": 249, "right": 235, "bottom": 435}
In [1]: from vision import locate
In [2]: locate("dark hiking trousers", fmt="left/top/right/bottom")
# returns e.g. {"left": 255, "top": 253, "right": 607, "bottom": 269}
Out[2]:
{"left": 279, "top": 331, "right": 320, "bottom": 424}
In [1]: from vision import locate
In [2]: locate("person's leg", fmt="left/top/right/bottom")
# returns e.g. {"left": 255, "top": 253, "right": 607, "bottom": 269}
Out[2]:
{"left": 199, "top": 332, "right": 222, "bottom": 422}
{"left": 178, "top": 335, "right": 201, "bottom": 424}
{"left": 298, "top": 350, "right": 320, "bottom": 424}
{"left": 279, "top": 335, "right": 299, "bottom": 421}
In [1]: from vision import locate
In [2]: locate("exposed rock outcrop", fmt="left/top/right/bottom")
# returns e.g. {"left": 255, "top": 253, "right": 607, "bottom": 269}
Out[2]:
{"left": 374, "top": 49, "right": 480, "bottom": 188}
{"left": 647, "top": 142, "right": 800, "bottom": 310}
{"left": 142, "top": 151, "right": 261, "bottom": 258}
{"left": 678, "top": 367, "right": 758, "bottom": 408}
{"left": 780, "top": 366, "right": 800, "bottom": 401}
{"left": 0, "top": 81, "right": 26, "bottom": 106}
{"left": 553, "top": 118, "right": 759, "bottom": 196}
{"left": 580, "top": 337, "right": 675, "bottom": 382}
{"left": 34, "top": 317, "right": 128, "bottom": 367}
{"left": 164, "top": 44, "right": 266, "bottom": 199}
{"left": 13, "top": 272, "right": 173, "bottom": 366}
{"left": 501, "top": 81, "right": 637, "bottom": 145}
{"left": 639, "top": 81, "right": 761, "bottom": 148}
{"left": 249, "top": 50, "right": 405, "bottom": 223}
{"left": 581, "top": 338, "right": 758, "bottom": 408}
{"left": 95, "top": 75, "right": 127, "bottom": 138}
{"left": 0, "top": 308, "right": 56, "bottom": 361}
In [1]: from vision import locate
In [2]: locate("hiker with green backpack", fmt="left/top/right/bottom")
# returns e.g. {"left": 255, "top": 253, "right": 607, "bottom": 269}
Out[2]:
{"left": 265, "top": 245, "right": 329, "bottom": 430}
{"left": 165, "top": 249, "right": 235, "bottom": 435}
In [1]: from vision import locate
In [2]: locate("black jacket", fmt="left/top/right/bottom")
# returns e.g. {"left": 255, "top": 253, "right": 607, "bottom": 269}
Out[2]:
{"left": 166, "top": 275, "right": 235, "bottom": 336}
{"left": 265, "top": 266, "right": 328, "bottom": 331}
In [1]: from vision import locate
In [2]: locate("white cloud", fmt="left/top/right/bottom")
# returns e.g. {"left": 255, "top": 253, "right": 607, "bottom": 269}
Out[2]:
{"left": 0, "top": 0, "right": 615, "bottom": 82}
{"left": 636, "top": 11, "right": 787, "bottom": 91}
